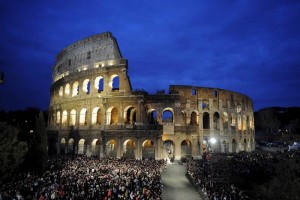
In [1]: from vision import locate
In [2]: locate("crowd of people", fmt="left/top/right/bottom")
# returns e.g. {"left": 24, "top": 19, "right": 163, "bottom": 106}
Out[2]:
{"left": 2, "top": 150, "right": 298, "bottom": 200}
{"left": 187, "top": 150, "right": 300, "bottom": 200}
{"left": 0, "top": 156, "right": 166, "bottom": 200}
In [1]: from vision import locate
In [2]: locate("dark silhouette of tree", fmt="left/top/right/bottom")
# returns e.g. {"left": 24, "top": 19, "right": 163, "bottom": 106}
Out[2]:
{"left": 257, "top": 157, "right": 300, "bottom": 199}
{"left": 0, "top": 126, "right": 28, "bottom": 181}
{"left": 25, "top": 111, "right": 48, "bottom": 173}
{"left": 255, "top": 108, "right": 281, "bottom": 134}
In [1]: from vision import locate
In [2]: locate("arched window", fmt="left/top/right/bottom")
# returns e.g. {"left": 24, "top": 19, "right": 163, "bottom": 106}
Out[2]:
{"left": 203, "top": 112, "right": 210, "bottom": 129}
{"left": 162, "top": 109, "right": 173, "bottom": 122}
{"left": 243, "top": 115, "right": 247, "bottom": 130}
{"left": 190, "top": 111, "right": 198, "bottom": 125}
{"left": 70, "top": 109, "right": 76, "bottom": 126}
{"left": 72, "top": 81, "right": 79, "bottom": 96}
{"left": 92, "top": 107, "right": 101, "bottom": 125}
{"left": 56, "top": 111, "right": 61, "bottom": 124}
{"left": 83, "top": 79, "right": 90, "bottom": 94}
{"left": 95, "top": 76, "right": 104, "bottom": 93}
{"left": 110, "top": 74, "right": 119, "bottom": 92}
{"left": 231, "top": 114, "right": 236, "bottom": 126}
{"left": 111, "top": 107, "right": 118, "bottom": 124}
{"left": 65, "top": 83, "right": 70, "bottom": 95}
{"left": 124, "top": 106, "right": 136, "bottom": 124}
{"left": 238, "top": 115, "right": 242, "bottom": 130}
{"left": 223, "top": 112, "right": 228, "bottom": 130}
{"left": 62, "top": 110, "right": 68, "bottom": 125}
{"left": 80, "top": 108, "right": 88, "bottom": 125}
{"left": 59, "top": 86, "right": 63, "bottom": 97}
{"left": 148, "top": 109, "right": 158, "bottom": 124}
{"left": 213, "top": 112, "right": 220, "bottom": 130}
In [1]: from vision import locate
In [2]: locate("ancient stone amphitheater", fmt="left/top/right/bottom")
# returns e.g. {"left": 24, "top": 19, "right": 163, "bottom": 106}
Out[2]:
{"left": 48, "top": 32, "right": 255, "bottom": 160}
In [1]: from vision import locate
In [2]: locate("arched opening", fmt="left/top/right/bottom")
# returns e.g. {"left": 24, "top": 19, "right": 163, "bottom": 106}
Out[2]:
{"left": 213, "top": 112, "right": 220, "bottom": 130}
{"left": 79, "top": 108, "right": 88, "bottom": 125}
{"left": 142, "top": 140, "right": 155, "bottom": 159}
{"left": 91, "top": 139, "right": 101, "bottom": 156}
{"left": 181, "top": 140, "right": 192, "bottom": 159}
{"left": 56, "top": 111, "right": 61, "bottom": 124}
{"left": 67, "top": 138, "right": 74, "bottom": 154}
{"left": 223, "top": 112, "right": 228, "bottom": 130}
{"left": 59, "top": 86, "right": 63, "bottom": 96}
{"left": 123, "top": 139, "right": 136, "bottom": 158}
{"left": 91, "top": 107, "right": 101, "bottom": 125}
{"left": 70, "top": 109, "right": 76, "bottom": 126}
{"left": 110, "top": 74, "right": 119, "bottom": 92}
{"left": 163, "top": 140, "right": 175, "bottom": 162}
{"left": 238, "top": 115, "right": 242, "bottom": 130}
{"left": 124, "top": 106, "right": 136, "bottom": 124}
{"left": 72, "top": 81, "right": 79, "bottom": 96}
{"left": 60, "top": 138, "right": 66, "bottom": 155}
{"left": 246, "top": 116, "right": 250, "bottom": 130}
{"left": 243, "top": 115, "right": 247, "bottom": 130}
{"left": 203, "top": 112, "right": 210, "bottom": 129}
{"left": 190, "top": 111, "right": 198, "bottom": 125}
{"left": 78, "top": 139, "right": 85, "bottom": 154}
{"left": 62, "top": 110, "right": 68, "bottom": 125}
{"left": 148, "top": 109, "right": 158, "bottom": 124}
{"left": 95, "top": 76, "right": 104, "bottom": 93}
{"left": 83, "top": 79, "right": 90, "bottom": 94}
{"left": 231, "top": 114, "right": 236, "bottom": 126}
{"left": 106, "top": 139, "right": 117, "bottom": 157}
{"left": 65, "top": 83, "right": 70, "bottom": 95}
{"left": 162, "top": 109, "right": 173, "bottom": 122}
{"left": 110, "top": 107, "right": 118, "bottom": 124}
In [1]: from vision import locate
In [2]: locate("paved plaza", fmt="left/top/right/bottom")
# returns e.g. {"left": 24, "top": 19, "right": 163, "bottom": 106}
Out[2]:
{"left": 161, "top": 162, "right": 204, "bottom": 200}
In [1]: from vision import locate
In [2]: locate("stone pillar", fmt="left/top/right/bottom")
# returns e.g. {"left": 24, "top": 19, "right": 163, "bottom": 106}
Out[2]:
{"left": 136, "top": 138, "right": 141, "bottom": 159}
{"left": 156, "top": 136, "right": 163, "bottom": 160}
{"left": 86, "top": 144, "right": 91, "bottom": 157}
{"left": 117, "top": 137, "right": 122, "bottom": 158}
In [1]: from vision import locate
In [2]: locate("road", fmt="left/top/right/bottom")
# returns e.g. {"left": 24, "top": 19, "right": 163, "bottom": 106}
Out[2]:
{"left": 161, "top": 163, "right": 204, "bottom": 200}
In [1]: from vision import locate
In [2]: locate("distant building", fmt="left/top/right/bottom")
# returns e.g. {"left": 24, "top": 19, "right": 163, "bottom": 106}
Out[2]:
{"left": 48, "top": 32, "right": 255, "bottom": 160}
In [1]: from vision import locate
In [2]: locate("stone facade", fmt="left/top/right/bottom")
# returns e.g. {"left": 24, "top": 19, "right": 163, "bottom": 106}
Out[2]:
{"left": 48, "top": 32, "right": 255, "bottom": 160}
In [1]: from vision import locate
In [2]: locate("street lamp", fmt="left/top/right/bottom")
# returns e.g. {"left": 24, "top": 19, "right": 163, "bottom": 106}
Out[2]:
{"left": 209, "top": 137, "right": 216, "bottom": 152}
{"left": 208, "top": 137, "right": 216, "bottom": 187}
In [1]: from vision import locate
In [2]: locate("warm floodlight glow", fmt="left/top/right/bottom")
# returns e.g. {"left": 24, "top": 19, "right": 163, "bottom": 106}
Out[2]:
{"left": 210, "top": 138, "right": 216, "bottom": 144}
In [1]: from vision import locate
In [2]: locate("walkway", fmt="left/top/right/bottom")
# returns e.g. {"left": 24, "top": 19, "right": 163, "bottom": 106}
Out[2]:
{"left": 161, "top": 162, "right": 204, "bottom": 200}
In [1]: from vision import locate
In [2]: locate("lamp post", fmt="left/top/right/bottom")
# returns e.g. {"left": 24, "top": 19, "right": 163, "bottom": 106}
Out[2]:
{"left": 208, "top": 137, "right": 216, "bottom": 187}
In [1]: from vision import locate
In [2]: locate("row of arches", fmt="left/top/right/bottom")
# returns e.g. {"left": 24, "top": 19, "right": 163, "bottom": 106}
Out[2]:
{"left": 51, "top": 106, "right": 254, "bottom": 131}
{"left": 59, "top": 137, "right": 254, "bottom": 159}
{"left": 60, "top": 138, "right": 193, "bottom": 159}
{"left": 57, "top": 75, "right": 120, "bottom": 97}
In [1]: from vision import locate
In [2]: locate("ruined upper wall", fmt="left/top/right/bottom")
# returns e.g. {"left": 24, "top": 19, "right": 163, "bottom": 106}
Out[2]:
{"left": 52, "top": 32, "right": 125, "bottom": 82}
{"left": 169, "top": 85, "right": 253, "bottom": 111}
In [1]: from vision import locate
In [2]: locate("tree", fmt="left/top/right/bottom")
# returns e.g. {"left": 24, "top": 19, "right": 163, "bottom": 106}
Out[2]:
{"left": 0, "top": 126, "right": 28, "bottom": 181}
{"left": 257, "top": 157, "right": 300, "bottom": 199}
{"left": 25, "top": 111, "right": 48, "bottom": 173}
{"left": 255, "top": 108, "right": 281, "bottom": 134}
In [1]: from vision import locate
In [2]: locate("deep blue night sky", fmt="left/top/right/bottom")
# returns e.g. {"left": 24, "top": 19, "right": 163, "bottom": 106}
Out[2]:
{"left": 0, "top": 1, "right": 299, "bottom": 111}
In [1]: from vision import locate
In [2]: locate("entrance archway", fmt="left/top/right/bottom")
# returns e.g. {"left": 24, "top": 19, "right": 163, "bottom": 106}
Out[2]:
{"left": 60, "top": 138, "right": 66, "bottom": 155}
{"left": 78, "top": 139, "right": 85, "bottom": 154}
{"left": 163, "top": 140, "right": 175, "bottom": 161}
{"left": 106, "top": 139, "right": 117, "bottom": 157}
{"left": 91, "top": 139, "right": 101, "bottom": 156}
{"left": 142, "top": 140, "right": 155, "bottom": 159}
{"left": 181, "top": 140, "right": 192, "bottom": 159}
{"left": 67, "top": 138, "right": 74, "bottom": 154}
{"left": 123, "top": 139, "right": 136, "bottom": 158}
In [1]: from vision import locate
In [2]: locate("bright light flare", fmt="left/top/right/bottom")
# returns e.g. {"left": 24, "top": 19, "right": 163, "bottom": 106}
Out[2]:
{"left": 209, "top": 138, "right": 216, "bottom": 144}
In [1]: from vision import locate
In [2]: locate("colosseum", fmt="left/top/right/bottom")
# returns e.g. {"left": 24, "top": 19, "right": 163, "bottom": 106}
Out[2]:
{"left": 48, "top": 32, "right": 255, "bottom": 160}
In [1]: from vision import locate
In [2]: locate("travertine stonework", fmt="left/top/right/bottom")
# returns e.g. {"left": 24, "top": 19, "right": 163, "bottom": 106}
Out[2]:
{"left": 48, "top": 32, "right": 255, "bottom": 160}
